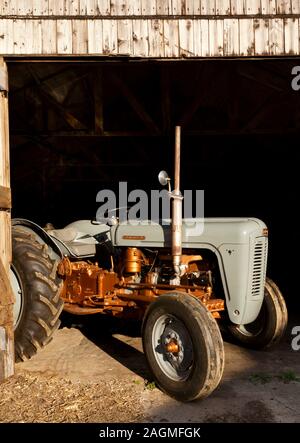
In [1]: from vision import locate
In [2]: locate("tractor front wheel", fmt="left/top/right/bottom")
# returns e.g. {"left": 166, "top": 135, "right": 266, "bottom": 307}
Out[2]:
{"left": 142, "top": 293, "right": 224, "bottom": 402}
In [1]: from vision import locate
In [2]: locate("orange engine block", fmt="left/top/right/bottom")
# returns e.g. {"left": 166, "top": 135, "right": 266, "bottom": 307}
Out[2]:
{"left": 57, "top": 257, "right": 118, "bottom": 305}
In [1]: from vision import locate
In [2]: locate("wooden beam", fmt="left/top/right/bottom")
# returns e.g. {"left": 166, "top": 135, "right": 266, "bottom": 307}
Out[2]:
{"left": 94, "top": 67, "right": 104, "bottom": 135}
{"left": 227, "top": 65, "right": 239, "bottom": 131}
{"left": 0, "top": 57, "right": 14, "bottom": 382}
{"left": 179, "top": 94, "right": 203, "bottom": 128}
{"left": 60, "top": 72, "right": 91, "bottom": 106}
{"left": 238, "top": 68, "right": 284, "bottom": 92}
{"left": 179, "top": 66, "right": 230, "bottom": 129}
{"left": 242, "top": 92, "right": 279, "bottom": 131}
{"left": 0, "top": 257, "right": 14, "bottom": 381}
{"left": 0, "top": 186, "right": 11, "bottom": 210}
{"left": 39, "top": 89, "right": 87, "bottom": 130}
{"left": 185, "top": 129, "right": 294, "bottom": 136}
{"left": 12, "top": 128, "right": 300, "bottom": 138}
{"left": 111, "top": 72, "right": 161, "bottom": 135}
{"left": 11, "top": 131, "right": 157, "bottom": 138}
{"left": 10, "top": 67, "right": 71, "bottom": 95}
{"left": 27, "top": 66, "right": 87, "bottom": 131}
{"left": 161, "top": 67, "right": 171, "bottom": 134}
{"left": 178, "top": 68, "right": 204, "bottom": 128}
{"left": 0, "top": 259, "right": 14, "bottom": 309}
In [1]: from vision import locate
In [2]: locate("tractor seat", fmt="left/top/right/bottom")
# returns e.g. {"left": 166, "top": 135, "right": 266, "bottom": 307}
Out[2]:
{"left": 48, "top": 227, "right": 78, "bottom": 243}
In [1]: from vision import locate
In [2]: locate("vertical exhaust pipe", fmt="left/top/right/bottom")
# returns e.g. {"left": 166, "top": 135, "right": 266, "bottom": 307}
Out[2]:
{"left": 172, "top": 126, "right": 183, "bottom": 281}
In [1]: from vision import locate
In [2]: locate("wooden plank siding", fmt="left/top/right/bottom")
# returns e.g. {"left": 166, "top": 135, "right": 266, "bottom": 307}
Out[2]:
{"left": 0, "top": 1, "right": 300, "bottom": 57}
{"left": 2, "top": 0, "right": 300, "bottom": 16}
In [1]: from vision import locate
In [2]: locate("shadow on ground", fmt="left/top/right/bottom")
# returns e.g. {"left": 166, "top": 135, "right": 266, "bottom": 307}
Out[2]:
{"left": 16, "top": 308, "right": 300, "bottom": 423}
{"left": 60, "top": 312, "right": 152, "bottom": 380}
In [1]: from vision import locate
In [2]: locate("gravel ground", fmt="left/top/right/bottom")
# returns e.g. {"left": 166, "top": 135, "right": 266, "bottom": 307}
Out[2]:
{"left": 0, "top": 369, "right": 145, "bottom": 423}
{"left": 0, "top": 313, "right": 299, "bottom": 423}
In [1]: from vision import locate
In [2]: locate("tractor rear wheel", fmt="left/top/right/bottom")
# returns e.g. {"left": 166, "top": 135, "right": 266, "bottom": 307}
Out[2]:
{"left": 142, "top": 293, "right": 224, "bottom": 402}
{"left": 11, "top": 227, "right": 63, "bottom": 362}
{"left": 228, "top": 277, "right": 288, "bottom": 350}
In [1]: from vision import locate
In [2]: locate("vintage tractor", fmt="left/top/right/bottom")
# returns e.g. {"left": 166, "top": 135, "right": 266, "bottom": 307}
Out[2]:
{"left": 10, "top": 127, "right": 287, "bottom": 402}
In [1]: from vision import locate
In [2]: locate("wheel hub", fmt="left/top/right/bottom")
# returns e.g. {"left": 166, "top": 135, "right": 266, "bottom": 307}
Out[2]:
{"left": 10, "top": 266, "right": 23, "bottom": 329}
{"left": 152, "top": 314, "right": 194, "bottom": 381}
{"left": 165, "top": 340, "right": 179, "bottom": 354}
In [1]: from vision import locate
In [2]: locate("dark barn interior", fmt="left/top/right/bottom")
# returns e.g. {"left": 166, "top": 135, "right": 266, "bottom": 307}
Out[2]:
{"left": 7, "top": 59, "right": 299, "bottom": 306}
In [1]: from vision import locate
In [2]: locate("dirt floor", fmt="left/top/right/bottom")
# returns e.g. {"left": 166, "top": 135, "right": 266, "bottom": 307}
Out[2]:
{"left": 0, "top": 312, "right": 300, "bottom": 423}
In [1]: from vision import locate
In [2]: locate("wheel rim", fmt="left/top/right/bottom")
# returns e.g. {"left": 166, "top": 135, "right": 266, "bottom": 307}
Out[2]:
{"left": 236, "top": 302, "right": 267, "bottom": 337}
{"left": 10, "top": 265, "right": 24, "bottom": 329}
{"left": 152, "top": 314, "right": 194, "bottom": 382}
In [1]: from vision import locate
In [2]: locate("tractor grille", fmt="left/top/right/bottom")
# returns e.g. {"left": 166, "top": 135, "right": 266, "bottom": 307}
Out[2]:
{"left": 251, "top": 238, "right": 268, "bottom": 297}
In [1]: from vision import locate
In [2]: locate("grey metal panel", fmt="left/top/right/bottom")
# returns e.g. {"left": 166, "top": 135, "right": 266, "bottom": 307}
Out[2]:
{"left": 114, "top": 217, "right": 266, "bottom": 248}
{"left": 114, "top": 217, "right": 267, "bottom": 324}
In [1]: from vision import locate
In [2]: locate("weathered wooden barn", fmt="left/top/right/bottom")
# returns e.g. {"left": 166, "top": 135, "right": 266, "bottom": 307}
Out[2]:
{"left": 1, "top": 0, "right": 300, "bottom": 57}
{"left": 1, "top": 0, "right": 300, "bottom": 381}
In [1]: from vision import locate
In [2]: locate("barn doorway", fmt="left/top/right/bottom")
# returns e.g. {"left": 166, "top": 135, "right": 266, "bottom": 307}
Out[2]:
{"left": 7, "top": 58, "right": 300, "bottom": 304}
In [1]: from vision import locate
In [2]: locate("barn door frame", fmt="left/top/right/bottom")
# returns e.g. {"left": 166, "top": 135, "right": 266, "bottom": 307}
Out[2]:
{"left": 0, "top": 57, "right": 14, "bottom": 381}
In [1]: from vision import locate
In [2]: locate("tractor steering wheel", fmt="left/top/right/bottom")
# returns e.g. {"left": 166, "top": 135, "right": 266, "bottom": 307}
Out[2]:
{"left": 92, "top": 206, "right": 130, "bottom": 226}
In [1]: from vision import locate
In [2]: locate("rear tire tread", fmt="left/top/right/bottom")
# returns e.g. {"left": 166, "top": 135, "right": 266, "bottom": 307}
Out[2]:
{"left": 228, "top": 277, "right": 288, "bottom": 350}
{"left": 12, "top": 227, "right": 63, "bottom": 363}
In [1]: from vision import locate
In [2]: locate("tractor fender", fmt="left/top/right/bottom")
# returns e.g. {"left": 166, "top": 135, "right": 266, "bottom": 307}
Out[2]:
{"left": 12, "top": 218, "right": 63, "bottom": 261}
